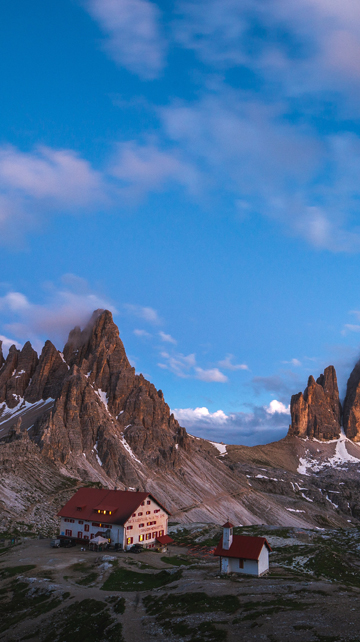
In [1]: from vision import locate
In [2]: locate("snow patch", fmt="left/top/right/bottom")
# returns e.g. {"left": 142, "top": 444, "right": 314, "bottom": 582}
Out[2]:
{"left": 286, "top": 508, "right": 305, "bottom": 513}
{"left": 119, "top": 435, "right": 142, "bottom": 464}
{"left": 209, "top": 441, "right": 227, "bottom": 455}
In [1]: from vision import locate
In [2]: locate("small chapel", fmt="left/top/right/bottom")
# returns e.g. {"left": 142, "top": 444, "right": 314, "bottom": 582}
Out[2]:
{"left": 214, "top": 522, "right": 271, "bottom": 576}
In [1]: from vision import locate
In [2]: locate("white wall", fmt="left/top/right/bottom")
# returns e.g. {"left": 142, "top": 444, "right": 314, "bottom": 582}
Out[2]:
{"left": 258, "top": 545, "right": 269, "bottom": 576}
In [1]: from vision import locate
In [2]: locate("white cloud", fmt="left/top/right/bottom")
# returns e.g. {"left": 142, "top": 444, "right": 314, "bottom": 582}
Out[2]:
{"left": 342, "top": 324, "right": 360, "bottom": 333}
{"left": 158, "top": 351, "right": 196, "bottom": 378}
{"left": 84, "top": 0, "right": 166, "bottom": 79}
{"left": 124, "top": 303, "right": 161, "bottom": 325}
{"left": 173, "top": 401, "right": 290, "bottom": 445}
{"left": 265, "top": 400, "right": 290, "bottom": 415}
{"left": 0, "top": 274, "right": 116, "bottom": 350}
{"left": 159, "top": 331, "right": 177, "bottom": 345}
{"left": 110, "top": 140, "right": 199, "bottom": 200}
{"left": 173, "top": 406, "right": 229, "bottom": 425}
{"left": 0, "top": 145, "right": 107, "bottom": 243}
{"left": 282, "top": 358, "right": 302, "bottom": 367}
{"left": 195, "top": 367, "right": 228, "bottom": 383}
{"left": 133, "top": 329, "right": 152, "bottom": 338}
{"left": 218, "top": 354, "right": 248, "bottom": 370}
{"left": 0, "top": 334, "right": 21, "bottom": 356}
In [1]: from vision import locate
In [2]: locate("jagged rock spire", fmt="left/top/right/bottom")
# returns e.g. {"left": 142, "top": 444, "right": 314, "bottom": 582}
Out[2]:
{"left": 343, "top": 361, "right": 360, "bottom": 441}
{"left": 289, "top": 366, "right": 341, "bottom": 441}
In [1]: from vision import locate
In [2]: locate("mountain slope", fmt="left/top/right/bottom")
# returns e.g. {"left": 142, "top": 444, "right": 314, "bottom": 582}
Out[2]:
{"left": 1, "top": 310, "right": 360, "bottom": 535}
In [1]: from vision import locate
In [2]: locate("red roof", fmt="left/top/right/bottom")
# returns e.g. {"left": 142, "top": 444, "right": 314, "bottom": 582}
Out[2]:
{"left": 57, "top": 488, "right": 171, "bottom": 525}
{"left": 222, "top": 521, "right": 234, "bottom": 528}
{"left": 214, "top": 535, "right": 272, "bottom": 560}
{"left": 156, "top": 535, "right": 173, "bottom": 545}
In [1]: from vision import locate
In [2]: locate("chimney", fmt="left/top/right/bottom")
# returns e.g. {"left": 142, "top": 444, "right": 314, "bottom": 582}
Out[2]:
{"left": 222, "top": 521, "right": 234, "bottom": 550}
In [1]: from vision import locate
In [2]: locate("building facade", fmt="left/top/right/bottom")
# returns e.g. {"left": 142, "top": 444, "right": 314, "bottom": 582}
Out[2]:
{"left": 58, "top": 488, "right": 170, "bottom": 550}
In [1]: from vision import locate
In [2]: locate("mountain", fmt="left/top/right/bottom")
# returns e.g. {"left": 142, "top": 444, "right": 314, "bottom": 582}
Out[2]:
{"left": 2, "top": 310, "right": 360, "bottom": 536}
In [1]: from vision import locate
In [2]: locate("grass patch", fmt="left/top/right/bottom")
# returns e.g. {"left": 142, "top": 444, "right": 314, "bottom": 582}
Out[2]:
{"left": 0, "top": 565, "right": 36, "bottom": 579}
{"left": 144, "top": 592, "right": 239, "bottom": 616}
{"left": 161, "top": 555, "right": 193, "bottom": 566}
{"left": 40, "top": 599, "right": 124, "bottom": 642}
{"left": 106, "top": 596, "right": 126, "bottom": 614}
{"left": 75, "top": 572, "right": 98, "bottom": 586}
{"left": 232, "top": 596, "right": 309, "bottom": 623}
{"left": 144, "top": 593, "right": 237, "bottom": 642}
{"left": 102, "top": 567, "right": 182, "bottom": 592}
{"left": 0, "top": 579, "right": 67, "bottom": 633}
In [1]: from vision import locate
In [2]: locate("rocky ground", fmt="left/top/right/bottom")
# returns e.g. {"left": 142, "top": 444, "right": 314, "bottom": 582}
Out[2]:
{"left": 1, "top": 524, "right": 360, "bottom": 642}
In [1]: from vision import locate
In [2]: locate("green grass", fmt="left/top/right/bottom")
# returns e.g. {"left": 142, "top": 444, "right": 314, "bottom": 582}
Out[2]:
{"left": 0, "top": 579, "right": 68, "bottom": 633}
{"left": 144, "top": 592, "right": 239, "bottom": 616}
{"left": 143, "top": 592, "right": 237, "bottom": 642}
{"left": 0, "top": 565, "right": 36, "bottom": 579}
{"left": 106, "top": 596, "right": 126, "bottom": 614}
{"left": 75, "top": 572, "right": 98, "bottom": 586}
{"left": 161, "top": 555, "right": 193, "bottom": 566}
{"left": 102, "top": 567, "right": 182, "bottom": 591}
{"left": 40, "top": 599, "right": 124, "bottom": 642}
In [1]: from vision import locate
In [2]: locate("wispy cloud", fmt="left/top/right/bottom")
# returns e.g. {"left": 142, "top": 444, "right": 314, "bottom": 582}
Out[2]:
{"left": 0, "top": 145, "right": 107, "bottom": 243}
{"left": 158, "top": 351, "right": 196, "bottom": 378}
{"left": 0, "top": 274, "right": 115, "bottom": 351}
{"left": 218, "top": 354, "right": 248, "bottom": 371}
{"left": 84, "top": 0, "right": 166, "bottom": 79}
{"left": 159, "top": 331, "right": 177, "bottom": 345}
{"left": 282, "top": 358, "right": 302, "bottom": 366}
{"left": 195, "top": 367, "right": 228, "bottom": 383}
{"left": 0, "top": 334, "right": 21, "bottom": 355}
{"left": 110, "top": 141, "right": 199, "bottom": 200}
{"left": 124, "top": 303, "right": 161, "bottom": 325}
{"left": 133, "top": 328, "right": 152, "bottom": 338}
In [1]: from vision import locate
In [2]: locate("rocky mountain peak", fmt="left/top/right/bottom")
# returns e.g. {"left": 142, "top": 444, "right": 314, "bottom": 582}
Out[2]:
{"left": 343, "top": 361, "right": 360, "bottom": 442}
{"left": 25, "top": 340, "right": 68, "bottom": 404}
{"left": 289, "top": 365, "right": 341, "bottom": 440}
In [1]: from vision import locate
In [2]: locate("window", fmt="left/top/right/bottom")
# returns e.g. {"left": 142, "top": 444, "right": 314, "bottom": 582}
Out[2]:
{"left": 132, "top": 513, "right": 136, "bottom": 517}
{"left": 78, "top": 520, "right": 84, "bottom": 525}
{"left": 141, "top": 501, "right": 145, "bottom": 506}
{"left": 90, "top": 533, "right": 95, "bottom": 539}
{"left": 127, "top": 537, "right": 133, "bottom": 545}
{"left": 84, "top": 524, "right": 89, "bottom": 532}
{"left": 239, "top": 559, "right": 244, "bottom": 569}
{"left": 146, "top": 511, "right": 150, "bottom": 515}
{"left": 65, "top": 529, "right": 72, "bottom": 537}
{"left": 139, "top": 523, "right": 144, "bottom": 528}
{"left": 139, "top": 534, "right": 144, "bottom": 542}
{"left": 159, "top": 530, "right": 164, "bottom": 537}
{"left": 92, "top": 522, "right": 100, "bottom": 527}
{"left": 69, "top": 519, "right": 75, "bottom": 523}
{"left": 153, "top": 532, "right": 157, "bottom": 539}
{"left": 146, "top": 533, "right": 151, "bottom": 540}
{"left": 84, "top": 535, "right": 89, "bottom": 541}
{"left": 78, "top": 532, "right": 83, "bottom": 539}
{"left": 147, "top": 500, "right": 151, "bottom": 505}
{"left": 64, "top": 518, "right": 69, "bottom": 522}
{"left": 127, "top": 525, "right": 133, "bottom": 530}
{"left": 138, "top": 512, "right": 143, "bottom": 516}
{"left": 154, "top": 509, "right": 160, "bottom": 513}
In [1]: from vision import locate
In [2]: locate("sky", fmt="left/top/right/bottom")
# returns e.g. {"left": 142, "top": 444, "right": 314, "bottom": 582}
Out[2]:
{"left": 2, "top": 1, "right": 360, "bottom": 446}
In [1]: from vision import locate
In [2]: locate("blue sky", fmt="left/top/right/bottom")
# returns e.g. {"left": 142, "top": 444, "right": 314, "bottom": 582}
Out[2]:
{"left": 2, "top": 0, "right": 360, "bottom": 445}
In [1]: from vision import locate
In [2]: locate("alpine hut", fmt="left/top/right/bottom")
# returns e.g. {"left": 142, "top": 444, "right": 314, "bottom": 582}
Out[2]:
{"left": 58, "top": 488, "right": 171, "bottom": 550}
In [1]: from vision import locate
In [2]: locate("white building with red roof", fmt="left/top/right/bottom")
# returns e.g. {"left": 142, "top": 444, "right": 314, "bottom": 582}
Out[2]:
{"left": 214, "top": 522, "right": 271, "bottom": 576}
{"left": 57, "top": 488, "right": 171, "bottom": 550}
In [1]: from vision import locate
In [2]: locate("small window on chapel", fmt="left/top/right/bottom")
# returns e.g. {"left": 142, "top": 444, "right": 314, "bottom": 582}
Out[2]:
{"left": 239, "top": 558, "right": 244, "bottom": 569}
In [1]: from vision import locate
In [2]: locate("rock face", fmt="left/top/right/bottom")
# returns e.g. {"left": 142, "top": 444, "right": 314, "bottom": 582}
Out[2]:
{"left": 343, "top": 361, "right": 360, "bottom": 442}
{"left": 289, "top": 366, "right": 342, "bottom": 440}
{"left": 0, "top": 310, "right": 190, "bottom": 487}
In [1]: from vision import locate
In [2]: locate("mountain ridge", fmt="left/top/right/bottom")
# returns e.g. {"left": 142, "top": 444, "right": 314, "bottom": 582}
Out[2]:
{"left": 2, "top": 310, "right": 360, "bottom": 536}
